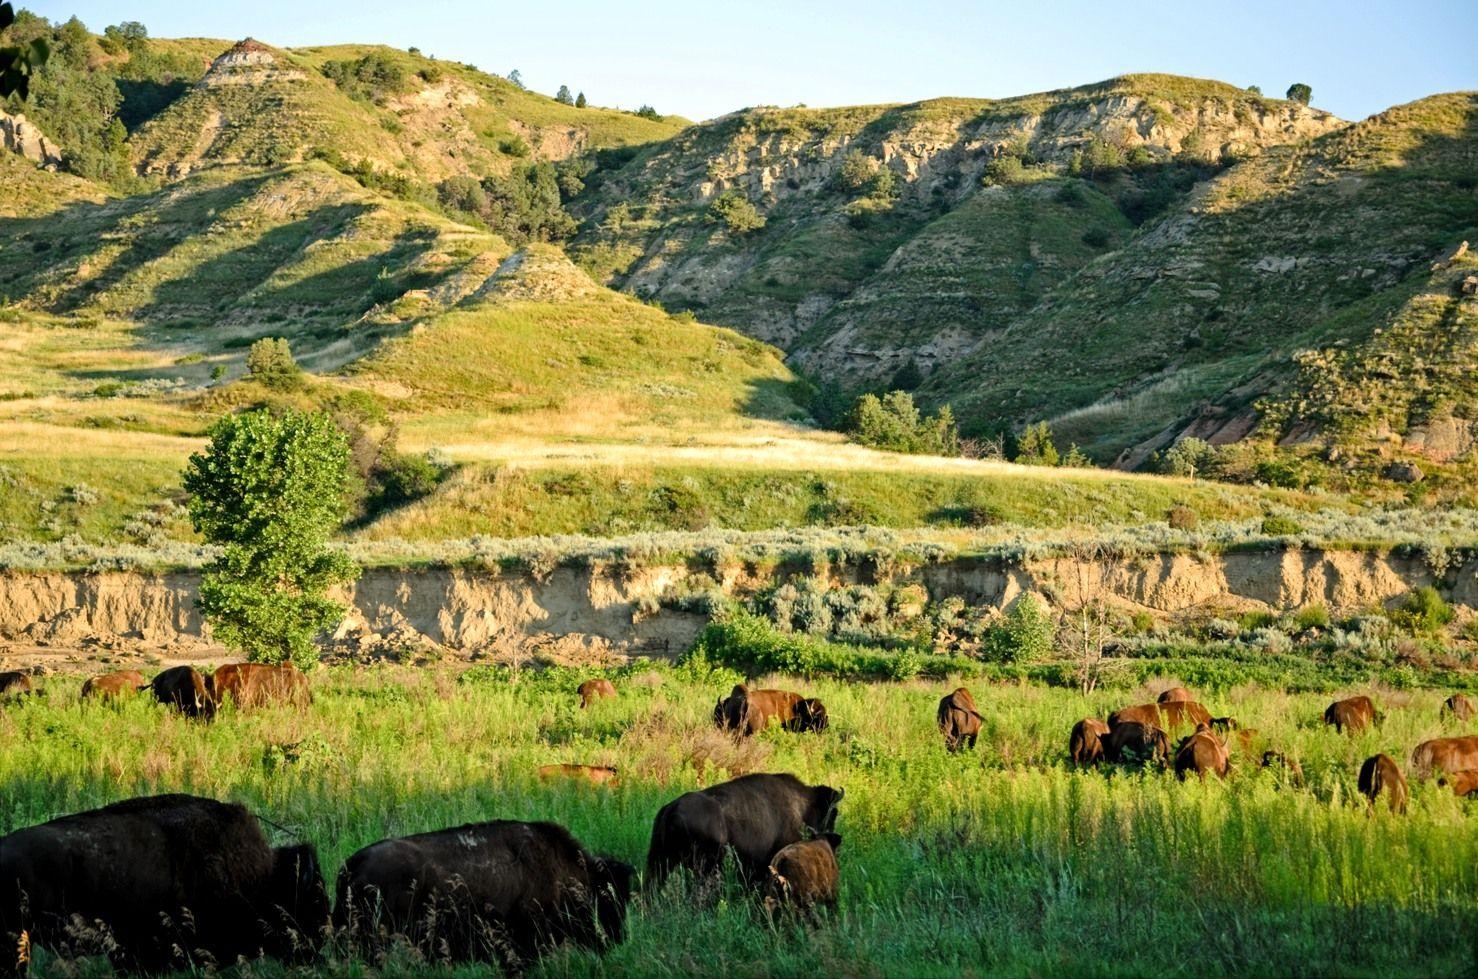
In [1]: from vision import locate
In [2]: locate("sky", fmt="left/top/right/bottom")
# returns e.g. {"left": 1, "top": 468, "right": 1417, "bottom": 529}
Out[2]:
{"left": 25, "top": 0, "right": 1478, "bottom": 123}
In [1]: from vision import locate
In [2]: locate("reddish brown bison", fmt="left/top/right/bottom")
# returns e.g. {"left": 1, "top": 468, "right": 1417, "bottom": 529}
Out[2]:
{"left": 211, "top": 663, "right": 311, "bottom": 710}
{"left": 937, "top": 687, "right": 982, "bottom": 752}
{"left": 1323, "top": 695, "right": 1378, "bottom": 734}
{"left": 335, "top": 820, "right": 633, "bottom": 972}
{"left": 1109, "top": 700, "right": 1212, "bottom": 732}
{"left": 765, "top": 833, "right": 841, "bottom": 914}
{"left": 1174, "top": 724, "right": 1230, "bottom": 781}
{"left": 0, "top": 672, "right": 32, "bottom": 699}
{"left": 1437, "top": 770, "right": 1478, "bottom": 797}
{"left": 1410, "top": 736, "right": 1478, "bottom": 778}
{"left": 1069, "top": 718, "right": 1111, "bottom": 767}
{"left": 79, "top": 669, "right": 146, "bottom": 702}
{"left": 148, "top": 665, "right": 215, "bottom": 719}
{"left": 646, "top": 772, "right": 844, "bottom": 886}
{"left": 0, "top": 794, "right": 328, "bottom": 976}
{"left": 537, "top": 763, "right": 620, "bottom": 786}
{"left": 1357, "top": 753, "right": 1408, "bottom": 814}
{"left": 1103, "top": 722, "right": 1172, "bottom": 767}
{"left": 578, "top": 678, "right": 617, "bottom": 708}
{"left": 713, "top": 686, "right": 827, "bottom": 736}
{"left": 1157, "top": 686, "right": 1194, "bottom": 703}
{"left": 1442, "top": 693, "right": 1474, "bottom": 722}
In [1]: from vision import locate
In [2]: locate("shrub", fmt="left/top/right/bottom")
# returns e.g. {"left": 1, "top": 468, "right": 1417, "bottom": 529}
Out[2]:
{"left": 708, "top": 191, "right": 766, "bottom": 235}
{"left": 1286, "top": 83, "right": 1312, "bottom": 105}
{"left": 1294, "top": 604, "right": 1331, "bottom": 632}
{"left": 1260, "top": 515, "right": 1304, "bottom": 536}
{"left": 1014, "top": 421, "right": 1059, "bottom": 466}
{"left": 1167, "top": 504, "right": 1198, "bottom": 530}
{"left": 983, "top": 595, "right": 1054, "bottom": 664}
{"left": 246, "top": 338, "right": 304, "bottom": 391}
{"left": 845, "top": 391, "right": 960, "bottom": 456}
{"left": 1080, "top": 227, "right": 1111, "bottom": 248}
{"left": 1389, "top": 586, "right": 1455, "bottom": 635}
{"left": 1160, "top": 437, "right": 1217, "bottom": 478}
{"left": 983, "top": 154, "right": 1027, "bottom": 187}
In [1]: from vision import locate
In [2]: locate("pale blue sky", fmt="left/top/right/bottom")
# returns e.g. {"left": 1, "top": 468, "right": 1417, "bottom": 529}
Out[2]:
{"left": 26, "top": 1, "right": 1478, "bottom": 123}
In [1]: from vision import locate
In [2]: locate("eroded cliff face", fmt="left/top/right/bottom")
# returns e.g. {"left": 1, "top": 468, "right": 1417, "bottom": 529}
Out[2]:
{"left": 1, "top": 547, "right": 1469, "bottom": 661}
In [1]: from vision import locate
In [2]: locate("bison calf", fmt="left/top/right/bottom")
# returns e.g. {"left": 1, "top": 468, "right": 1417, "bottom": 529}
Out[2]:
{"left": 1324, "top": 695, "right": 1378, "bottom": 734}
{"left": 1068, "top": 718, "right": 1110, "bottom": 767}
{"left": 537, "top": 763, "right": 620, "bottom": 787}
{"left": 80, "top": 669, "right": 146, "bottom": 702}
{"left": 1358, "top": 753, "right": 1408, "bottom": 814}
{"left": 765, "top": 833, "right": 841, "bottom": 914}
{"left": 0, "top": 794, "right": 328, "bottom": 976}
{"left": 335, "top": 820, "right": 633, "bottom": 973}
{"left": 148, "top": 665, "right": 215, "bottom": 719}
{"left": 578, "top": 678, "right": 617, "bottom": 708}
{"left": 1174, "top": 725, "right": 1229, "bottom": 781}
{"left": 937, "top": 687, "right": 982, "bottom": 753}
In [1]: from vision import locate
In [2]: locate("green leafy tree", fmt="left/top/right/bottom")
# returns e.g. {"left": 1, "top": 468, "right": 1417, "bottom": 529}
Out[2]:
{"left": 184, "top": 409, "right": 359, "bottom": 669}
{"left": 507, "top": 68, "right": 523, "bottom": 88}
{"left": 574, "top": 90, "right": 586, "bottom": 108}
{"left": 983, "top": 595, "right": 1054, "bottom": 663}
{"left": 1014, "top": 421, "right": 1059, "bottom": 466}
{"left": 246, "top": 337, "right": 305, "bottom": 390}
{"left": 846, "top": 390, "right": 960, "bottom": 455}
{"left": 708, "top": 191, "right": 766, "bottom": 235}
{"left": 555, "top": 83, "right": 573, "bottom": 105}
{"left": 634, "top": 104, "right": 661, "bottom": 120}
{"left": 1286, "top": 82, "right": 1312, "bottom": 105}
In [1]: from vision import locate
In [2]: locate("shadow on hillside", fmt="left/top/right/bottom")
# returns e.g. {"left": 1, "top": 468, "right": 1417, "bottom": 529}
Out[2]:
{"left": 738, "top": 376, "right": 813, "bottom": 424}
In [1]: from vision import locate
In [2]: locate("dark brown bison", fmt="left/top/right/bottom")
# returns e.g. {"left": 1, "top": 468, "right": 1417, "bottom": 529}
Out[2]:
{"left": 795, "top": 697, "right": 830, "bottom": 732}
{"left": 79, "top": 669, "right": 146, "bottom": 702}
{"left": 1069, "top": 718, "right": 1110, "bottom": 767}
{"left": 211, "top": 663, "right": 311, "bottom": 710}
{"left": 1323, "top": 695, "right": 1378, "bottom": 734}
{"left": 1442, "top": 693, "right": 1474, "bottom": 722}
{"left": 148, "top": 665, "right": 215, "bottom": 718}
{"left": 1158, "top": 686, "right": 1194, "bottom": 703}
{"left": 334, "top": 820, "right": 633, "bottom": 973}
{"left": 1209, "top": 716, "right": 1239, "bottom": 732}
{"left": 1437, "top": 770, "right": 1478, "bottom": 797}
{"left": 1174, "top": 724, "right": 1229, "bottom": 781}
{"left": 1410, "top": 735, "right": 1478, "bottom": 778}
{"left": 0, "top": 672, "right": 32, "bottom": 699}
{"left": 1261, "top": 751, "right": 1305, "bottom": 786}
{"left": 1109, "top": 701, "right": 1211, "bottom": 732}
{"left": 0, "top": 794, "right": 328, "bottom": 976}
{"left": 765, "top": 833, "right": 841, "bottom": 914}
{"left": 1358, "top": 753, "right": 1408, "bottom": 814}
{"left": 578, "top": 678, "right": 617, "bottom": 708}
{"left": 647, "top": 773, "right": 844, "bottom": 886}
{"left": 713, "top": 686, "right": 823, "bottom": 736}
{"left": 1102, "top": 722, "right": 1171, "bottom": 767}
{"left": 537, "top": 763, "right": 620, "bottom": 787}
{"left": 937, "top": 687, "right": 982, "bottom": 753}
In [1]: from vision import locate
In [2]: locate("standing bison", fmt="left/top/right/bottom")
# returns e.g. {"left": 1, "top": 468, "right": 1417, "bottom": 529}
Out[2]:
{"left": 0, "top": 672, "right": 32, "bottom": 699}
{"left": 0, "top": 794, "right": 328, "bottom": 976}
{"left": 1157, "top": 686, "right": 1194, "bottom": 704}
{"left": 1069, "top": 718, "right": 1111, "bottom": 767}
{"left": 80, "top": 670, "right": 146, "bottom": 702}
{"left": 1357, "top": 753, "right": 1408, "bottom": 814}
{"left": 1441, "top": 693, "right": 1474, "bottom": 722}
{"left": 1174, "top": 724, "right": 1229, "bottom": 781}
{"left": 211, "top": 663, "right": 311, "bottom": 710}
{"left": 765, "top": 834, "right": 841, "bottom": 914}
{"left": 1102, "top": 722, "right": 1172, "bottom": 767}
{"left": 1323, "top": 695, "right": 1378, "bottom": 734}
{"left": 713, "top": 686, "right": 826, "bottom": 736}
{"left": 937, "top": 687, "right": 982, "bottom": 753}
{"left": 1410, "top": 736, "right": 1478, "bottom": 778}
{"left": 578, "top": 678, "right": 617, "bottom": 708}
{"left": 1437, "top": 770, "right": 1478, "bottom": 797}
{"left": 647, "top": 773, "right": 844, "bottom": 886}
{"left": 148, "top": 665, "right": 215, "bottom": 719}
{"left": 1109, "top": 701, "right": 1212, "bottom": 733}
{"left": 335, "top": 820, "right": 633, "bottom": 972}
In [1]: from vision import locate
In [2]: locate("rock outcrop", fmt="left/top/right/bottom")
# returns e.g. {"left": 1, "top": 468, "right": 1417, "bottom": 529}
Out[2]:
{"left": 0, "top": 111, "right": 62, "bottom": 169}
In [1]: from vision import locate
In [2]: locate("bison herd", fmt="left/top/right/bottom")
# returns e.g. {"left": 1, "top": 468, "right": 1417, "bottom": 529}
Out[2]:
{"left": 0, "top": 663, "right": 312, "bottom": 719}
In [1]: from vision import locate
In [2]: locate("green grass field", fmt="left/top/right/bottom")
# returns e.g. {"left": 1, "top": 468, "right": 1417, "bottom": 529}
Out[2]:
{"left": 3, "top": 664, "right": 1475, "bottom": 977}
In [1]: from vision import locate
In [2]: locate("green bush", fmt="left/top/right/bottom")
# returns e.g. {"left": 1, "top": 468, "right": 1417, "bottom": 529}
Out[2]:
{"left": 1389, "top": 586, "right": 1455, "bottom": 635}
{"left": 708, "top": 191, "right": 766, "bottom": 235}
{"left": 845, "top": 391, "right": 959, "bottom": 456}
{"left": 246, "top": 337, "right": 305, "bottom": 391}
{"left": 982, "top": 595, "right": 1054, "bottom": 664}
{"left": 1014, "top": 421, "right": 1059, "bottom": 466}
{"left": 1260, "top": 514, "right": 1304, "bottom": 536}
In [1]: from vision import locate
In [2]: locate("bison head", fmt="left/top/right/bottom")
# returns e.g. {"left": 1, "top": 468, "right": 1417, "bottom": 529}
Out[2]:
{"left": 263, "top": 844, "right": 330, "bottom": 960}
{"left": 591, "top": 855, "right": 635, "bottom": 949}
{"left": 796, "top": 698, "right": 829, "bottom": 733}
{"left": 804, "top": 785, "right": 844, "bottom": 835}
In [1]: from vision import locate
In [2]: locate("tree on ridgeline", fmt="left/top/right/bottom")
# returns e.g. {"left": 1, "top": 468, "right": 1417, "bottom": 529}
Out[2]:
{"left": 1286, "top": 82, "right": 1312, "bottom": 105}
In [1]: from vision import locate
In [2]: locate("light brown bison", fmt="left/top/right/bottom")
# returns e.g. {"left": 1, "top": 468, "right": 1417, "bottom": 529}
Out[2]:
{"left": 1410, "top": 735, "right": 1478, "bottom": 778}
{"left": 80, "top": 669, "right": 147, "bottom": 702}
{"left": 714, "top": 686, "right": 826, "bottom": 736}
{"left": 335, "top": 820, "right": 633, "bottom": 973}
{"left": 1437, "top": 770, "right": 1478, "bottom": 797}
{"left": 1158, "top": 686, "right": 1195, "bottom": 703}
{"left": 1103, "top": 721, "right": 1171, "bottom": 767}
{"left": 1357, "top": 753, "right": 1408, "bottom": 814}
{"left": 0, "top": 794, "right": 328, "bottom": 976}
{"left": 1174, "top": 724, "right": 1230, "bottom": 781}
{"left": 0, "top": 671, "right": 32, "bottom": 699}
{"left": 1109, "top": 701, "right": 1211, "bottom": 732}
{"left": 1323, "top": 695, "right": 1378, "bottom": 734}
{"left": 937, "top": 687, "right": 982, "bottom": 753}
{"left": 1261, "top": 751, "right": 1305, "bottom": 786}
{"left": 765, "top": 833, "right": 841, "bottom": 914}
{"left": 1442, "top": 693, "right": 1474, "bottom": 722}
{"left": 537, "top": 763, "right": 620, "bottom": 787}
{"left": 211, "top": 663, "right": 311, "bottom": 710}
{"left": 578, "top": 678, "right": 617, "bottom": 708}
{"left": 148, "top": 665, "right": 215, "bottom": 719}
{"left": 1069, "top": 718, "right": 1111, "bottom": 767}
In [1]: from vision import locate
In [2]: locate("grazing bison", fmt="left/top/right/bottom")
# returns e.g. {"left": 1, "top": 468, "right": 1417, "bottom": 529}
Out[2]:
{"left": 647, "top": 773, "right": 844, "bottom": 886}
{"left": 1442, "top": 693, "right": 1474, "bottom": 722}
{"left": 0, "top": 794, "right": 328, "bottom": 976}
{"left": 1174, "top": 724, "right": 1229, "bottom": 781}
{"left": 148, "top": 665, "right": 215, "bottom": 719}
{"left": 335, "top": 820, "right": 633, "bottom": 972}
{"left": 79, "top": 669, "right": 146, "bottom": 702}
{"left": 1102, "top": 722, "right": 1171, "bottom": 767}
{"left": 937, "top": 687, "right": 982, "bottom": 753}
{"left": 1068, "top": 718, "right": 1111, "bottom": 767}
{"left": 211, "top": 663, "right": 311, "bottom": 710}
{"left": 795, "top": 697, "right": 830, "bottom": 733}
{"left": 765, "top": 833, "right": 841, "bottom": 914}
{"left": 1109, "top": 701, "right": 1211, "bottom": 732}
{"left": 578, "top": 678, "right": 617, "bottom": 708}
{"left": 1261, "top": 751, "right": 1305, "bottom": 786}
{"left": 1209, "top": 716, "right": 1239, "bottom": 732}
{"left": 1358, "top": 754, "right": 1408, "bottom": 814}
{"left": 713, "top": 686, "right": 814, "bottom": 736}
{"left": 0, "top": 672, "right": 32, "bottom": 699}
{"left": 1410, "top": 736, "right": 1478, "bottom": 778}
{"left": 537, "top": 763, "right": 620, "bottom": 787}
{"left": 1158, "top": 686, "right": 1194, "bottom": 704}
{"left": 1323, "top": 695, "right": 1378, "bottom": 734}
{"left": 1438, "top": 770, "right": 1478, "bottom": 798}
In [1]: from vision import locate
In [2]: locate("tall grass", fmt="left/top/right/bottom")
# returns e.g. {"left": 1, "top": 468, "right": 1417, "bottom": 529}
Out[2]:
{"left": 2, "top": 666, "right": 1474, "bottom": 976}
